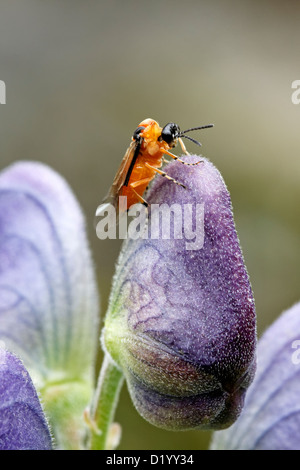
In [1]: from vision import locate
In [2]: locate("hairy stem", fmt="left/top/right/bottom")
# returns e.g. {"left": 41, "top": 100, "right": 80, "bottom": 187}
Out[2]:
{"left": 89, "top": 354, "right": 124, "bottom": 450}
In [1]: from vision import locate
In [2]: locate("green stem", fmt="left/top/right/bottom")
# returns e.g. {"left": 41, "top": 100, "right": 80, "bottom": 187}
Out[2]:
{"left": 89, "top": 354, "right": 124, "bottom": 450}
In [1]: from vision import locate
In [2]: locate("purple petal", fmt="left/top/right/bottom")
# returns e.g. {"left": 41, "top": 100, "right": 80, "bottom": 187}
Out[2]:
{"left": 103, "top": 156, "right": 256, "bottom": 430}
{"left": 0, "top": 161, "right": 99, "bottom": 382}
{"left": 211, "top": 301, "right": 300, "bottom": 450}
{"left": 0, "top": 348, "right": 52, "bottom": 450}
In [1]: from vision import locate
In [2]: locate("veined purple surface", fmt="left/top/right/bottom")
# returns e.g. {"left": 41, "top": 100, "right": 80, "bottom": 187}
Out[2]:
{"left": 104, "top": 156, "right": 256, "bottom": 430}
{"left": 0, "top": 348, "right": 52, "bottom": 450}
{"left": 211, "top": 301, "right": 300, "bottom": 450}
{"left": 0, "top": 161, "right": 99, "bottom": 382}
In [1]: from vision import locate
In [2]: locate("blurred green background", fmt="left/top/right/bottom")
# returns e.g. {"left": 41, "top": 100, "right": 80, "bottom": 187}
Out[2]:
{"left": 1, "top": 0, "right": 299, "bottom": 450}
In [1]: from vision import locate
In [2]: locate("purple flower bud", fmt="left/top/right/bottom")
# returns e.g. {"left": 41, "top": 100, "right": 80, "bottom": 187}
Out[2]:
{"left": 0, "top": 161, "right": 99, "bottom": 383}
{"left": 0, "top": 348, "right": 52, "bottom": 450}
{"left": 103, "top": 156, "right": 256, "bottom": 431}
{"left": 0, "top": 161, "right": 99, "bottom": 448}
{"left": 211, "top": 301, "right": 300, "bottom": 450}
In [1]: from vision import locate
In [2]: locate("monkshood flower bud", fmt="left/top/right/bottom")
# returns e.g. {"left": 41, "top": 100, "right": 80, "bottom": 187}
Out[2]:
{"left": 103, "top": 156, "right": 256, "bottom": 431}
{"left": 211, "top": 301, "right": 300, "bottom": 450}
{"left": 0, "top": 161, "right": 99, "bottom": 449}
{"left": 0, "top": 347, "right": 52, "bottom": 450}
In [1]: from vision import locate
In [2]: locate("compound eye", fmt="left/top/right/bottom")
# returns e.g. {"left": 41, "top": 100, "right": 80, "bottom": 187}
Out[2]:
{"left": 132, "top": 126, "right": 145, "bottom": 141}
{"left": 160, "top": 123, "right": 180, "bottom": 145}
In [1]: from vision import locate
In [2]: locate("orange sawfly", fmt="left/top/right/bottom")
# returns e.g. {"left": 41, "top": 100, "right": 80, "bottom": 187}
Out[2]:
{"left": 96, "top": 118, "right": 213, "bottom": 218}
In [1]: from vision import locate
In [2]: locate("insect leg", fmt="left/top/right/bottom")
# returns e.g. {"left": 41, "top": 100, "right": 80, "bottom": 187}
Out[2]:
{"left": 129, "top": 177, "right": 153, "bottom": 207}
{"left": 129, "top": 178, "right": 152, "bottom": 231}
{"left": 145, "top": 163, "right": 186, "bottom": 189}
{"left": 163, "top": 149, "right": 203, "bottom": 166}
{"left": 161, "top": 156, "right": 171, "bottom": 165}
{"left": 178, "top": 137, "right": 189, "bottom": 155}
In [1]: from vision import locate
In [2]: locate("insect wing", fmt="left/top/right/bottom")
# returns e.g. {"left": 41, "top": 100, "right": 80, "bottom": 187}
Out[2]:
{"left": 108, "top": 140, "right": 138, "bottom": 202}
{"left": 95, "top": 139, "right": 138, "bottom": 219}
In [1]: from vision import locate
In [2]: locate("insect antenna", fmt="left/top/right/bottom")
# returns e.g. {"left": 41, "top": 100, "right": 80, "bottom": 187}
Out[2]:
{"left": 178, "top": 123, "right": 214, "bottom": 148}
{"left": 180, "top": 124, "right": 214, "bottom": 134}
{"left": 179, "top": 134, "right": 202, "bottom": 147}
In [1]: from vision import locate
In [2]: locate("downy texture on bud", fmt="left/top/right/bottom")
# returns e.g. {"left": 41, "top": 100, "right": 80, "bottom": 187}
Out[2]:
{"left": 103, "top": 156, "right": 256, "bottom": 431}
{"left": 0, "top": 161, "right": 99, "bottom": 382}
{"left": 0, "top": 348, "right": 52, "bottom": 450}
{"left": 0, "top": 161, "right": 99, "bottom": 448}
{"left": 211, "top": 301, "right": 300, "bottom": 450}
